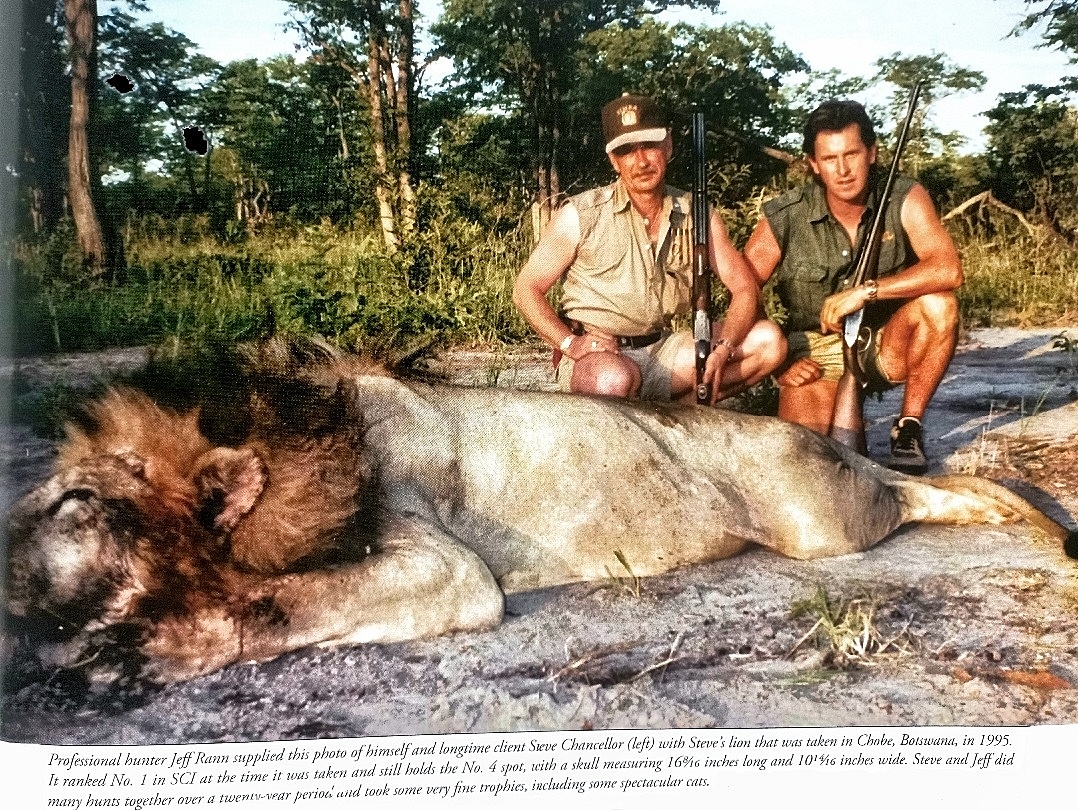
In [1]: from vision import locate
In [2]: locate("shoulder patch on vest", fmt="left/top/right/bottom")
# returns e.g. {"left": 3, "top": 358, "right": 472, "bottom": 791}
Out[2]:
{"left": 762, "top": 186, "right": 806, "bottom": 219}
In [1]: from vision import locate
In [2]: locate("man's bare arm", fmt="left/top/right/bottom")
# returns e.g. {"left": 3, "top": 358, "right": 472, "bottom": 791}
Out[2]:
{"left": 512, "top": 204, "right": 583, "bottom": 354}
{"left": 697, "top": 210, "right": 770, "bottom": 399}
{"left": 742, "top": 218, "right": 782, "bottom": 286}
{"left": 819, "top": 184, "right": 962, "bottom": 333}
{"left": 709, "top": 209, "right": 760, "bottom": 350}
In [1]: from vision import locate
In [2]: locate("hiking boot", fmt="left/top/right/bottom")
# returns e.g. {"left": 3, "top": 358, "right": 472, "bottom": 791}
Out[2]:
{"left": 889, "top": 416, "right": 928, "bottom": 475}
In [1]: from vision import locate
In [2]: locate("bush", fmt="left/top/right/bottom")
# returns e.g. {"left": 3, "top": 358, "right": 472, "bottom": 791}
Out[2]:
{"left": 10, "top": 212, "right": 534, "bottom": 357}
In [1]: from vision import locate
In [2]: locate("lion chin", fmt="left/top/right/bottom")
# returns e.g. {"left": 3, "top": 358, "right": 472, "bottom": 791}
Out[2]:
{"left": 4, "top": 338, "right": 1075, "bottom": 685}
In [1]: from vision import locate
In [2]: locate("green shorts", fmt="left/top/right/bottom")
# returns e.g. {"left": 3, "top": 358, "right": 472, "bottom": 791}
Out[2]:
{"left": 558, "top": 330, "right": 692, "bottom": 401}
{"left": 786, "top": 329, "right": 899, "bottom": 393}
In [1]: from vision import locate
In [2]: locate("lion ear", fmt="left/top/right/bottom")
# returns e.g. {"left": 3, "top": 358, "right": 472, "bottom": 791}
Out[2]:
{"left": 193, "top": 447, "right": 268, "bottom": 533}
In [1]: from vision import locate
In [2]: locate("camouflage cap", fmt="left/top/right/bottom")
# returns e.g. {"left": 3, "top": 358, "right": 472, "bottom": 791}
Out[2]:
{"left": 601, "top": 93, "right": 668, "bottom": 154}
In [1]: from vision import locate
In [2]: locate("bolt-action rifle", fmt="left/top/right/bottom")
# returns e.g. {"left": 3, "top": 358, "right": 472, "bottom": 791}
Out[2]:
{"left": 691, "top": 110, "right": 711, "bottom": 405}
{"left": 829, "top": 82, "right": 922, "bottom": 451}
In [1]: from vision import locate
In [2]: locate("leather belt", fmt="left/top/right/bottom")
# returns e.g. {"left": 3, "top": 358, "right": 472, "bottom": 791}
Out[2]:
{"left": 615, "top": 331, "right": 664, "bottom": 349}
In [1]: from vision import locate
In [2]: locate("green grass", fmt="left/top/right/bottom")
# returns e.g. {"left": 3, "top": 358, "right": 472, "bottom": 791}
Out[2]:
{"left": 9, "top": 213, "right": 1077, "bottom": 359}
{"left": 11, "top": 216, "right": 534, "bottom": 357}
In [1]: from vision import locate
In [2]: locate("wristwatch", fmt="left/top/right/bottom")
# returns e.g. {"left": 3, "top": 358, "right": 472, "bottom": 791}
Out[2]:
{"left": 713, "top": 338, "right": 734, "bottom": 354}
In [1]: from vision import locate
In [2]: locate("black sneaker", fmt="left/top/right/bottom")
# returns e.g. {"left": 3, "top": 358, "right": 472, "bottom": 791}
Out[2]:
{"left": 889, "top": 416, "right": 927, "bottom": 475}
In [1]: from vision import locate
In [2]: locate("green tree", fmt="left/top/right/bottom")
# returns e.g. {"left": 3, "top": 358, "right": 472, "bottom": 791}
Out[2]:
{"left": 19, "top": 0, "right": 68, "bottom": 233}
{"left": 1017, "top": 0, "right": 1078, "bottom": 59}
{"left": 433, "top": 1, "right": 723, "bottom": 228}
{"left": 287, "top": 0, "right": 418, "bottom": 251}
{"left": 197, "top": 56, "right": 365, "bottom": 226}
{"left": 578, "top": 19, "right": 806, "bottom": 199}
{"left": 872, "top": 52, "right": 986, "bottom": 172}
{"left": 984, "top": 84, "right": 1078, "bottom": 239}
{"left": 97, "top": 14, "right": 221, "bottom": 212}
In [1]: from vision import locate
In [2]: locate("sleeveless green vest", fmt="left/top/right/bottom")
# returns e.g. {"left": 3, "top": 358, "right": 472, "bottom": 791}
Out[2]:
{"left": 763, "top": 172, "right": 917, "bottom": 333}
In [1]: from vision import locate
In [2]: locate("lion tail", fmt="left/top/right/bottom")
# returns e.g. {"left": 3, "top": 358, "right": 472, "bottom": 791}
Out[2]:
{"left": 924, "top": 474, "right": 1077, "bottom": 558}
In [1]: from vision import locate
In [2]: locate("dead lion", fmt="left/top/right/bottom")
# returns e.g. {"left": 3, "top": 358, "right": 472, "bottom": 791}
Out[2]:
{"left": 4, "top": 340, "right": 1076, "bottom": 683}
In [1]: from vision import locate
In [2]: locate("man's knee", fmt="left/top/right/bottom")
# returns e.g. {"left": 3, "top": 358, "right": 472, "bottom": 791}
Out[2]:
{"left": 910, "top": 291, "right": 959, "bottom": 334}
{"left": 571, "top": 355, "right": 641, "bottom": 398}
{"left": 744, "top": 319, "right": 788, "bottom": 371}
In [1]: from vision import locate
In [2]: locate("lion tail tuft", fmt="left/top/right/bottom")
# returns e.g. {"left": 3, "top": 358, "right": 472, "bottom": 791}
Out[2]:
{"left": 928, "top": 474, "right": 1075, "bottom": 551}
{"left": 1065, "top": 530, "right": 1078, "bottom": 560}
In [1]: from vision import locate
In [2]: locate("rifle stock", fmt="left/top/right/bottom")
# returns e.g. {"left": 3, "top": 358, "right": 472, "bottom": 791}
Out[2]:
{"left": 691, "top": 111, "right": 712, "bottom": 405}
{"left": 829, "top": 82, "right": 922, "bottom": 451}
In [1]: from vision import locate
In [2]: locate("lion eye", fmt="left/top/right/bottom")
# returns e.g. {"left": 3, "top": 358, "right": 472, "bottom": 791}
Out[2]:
{"left": 47, "top": 488, "right": 97, "bottom": 517}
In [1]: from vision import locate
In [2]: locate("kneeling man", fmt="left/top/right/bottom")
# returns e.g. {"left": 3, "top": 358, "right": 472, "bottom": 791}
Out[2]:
{"left": 743, "top": 99, "right": 962, "bottom": 474}
{"left": 514, "top": 93, "right": 785, "bottom": 404}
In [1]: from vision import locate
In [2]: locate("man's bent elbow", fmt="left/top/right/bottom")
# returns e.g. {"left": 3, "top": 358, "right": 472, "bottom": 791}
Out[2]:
{"left": 511, "top": 273, "right": 543, "bottom": 315}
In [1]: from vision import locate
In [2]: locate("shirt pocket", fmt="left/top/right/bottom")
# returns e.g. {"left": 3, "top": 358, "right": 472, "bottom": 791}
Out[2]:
{"left": 779, "top": 261, "right": 833, "bottom": 330}
{"left": 575, "top": 243, "right": 630, "bottom": 280}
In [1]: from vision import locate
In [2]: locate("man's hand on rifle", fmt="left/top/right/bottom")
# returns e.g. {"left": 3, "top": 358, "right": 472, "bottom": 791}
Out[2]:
{"left": 700, "top": 341, "right": 734, "bottom": 404}
{"left": 819, "top": 284, "right": 875, "bottom": 334}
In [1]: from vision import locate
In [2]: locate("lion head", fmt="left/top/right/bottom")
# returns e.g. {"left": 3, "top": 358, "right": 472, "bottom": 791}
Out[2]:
{"left": 4, "top": 341, "right": 377, "bottom": 680}
{"left": 4, "top": 391, "right": 270, "bottom": 665}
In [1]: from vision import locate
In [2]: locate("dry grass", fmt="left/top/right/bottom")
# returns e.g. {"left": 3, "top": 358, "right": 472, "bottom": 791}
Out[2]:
{"left": 603, "top": 550, "right": 642, "bottom": 598}
{"left": 787, "top": 585, "right": 916, "bottom": 666}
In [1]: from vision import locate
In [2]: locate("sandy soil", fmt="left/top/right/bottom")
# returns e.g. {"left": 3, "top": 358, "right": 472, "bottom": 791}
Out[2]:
{"left": 2, "top": 328, "right": 1077, "bottom": 744}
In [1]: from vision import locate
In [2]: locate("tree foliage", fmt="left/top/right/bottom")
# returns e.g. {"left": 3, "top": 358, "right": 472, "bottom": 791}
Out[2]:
{"left": 871, "top": 52, "right": 986, "bottom": 169}
{"left": 15, "top": 0, "right": 1077, "bottom": 270}
{"left": 432, "top": 1, "right": 724, "bottom": 225}
{"left": 19, "top": 0, "right": 68, "bottom": 234}
{"left": 984, "top": 84, "right": 1078, "bottom": 238}
{"left": 97, "top": 13, "right": 221, "bottom": 210}
{"left": 1018, "top": 0, "right": 1078, "bottom": 60}
{"left": 287, "top": 0, "right": 419, "bottom": 251}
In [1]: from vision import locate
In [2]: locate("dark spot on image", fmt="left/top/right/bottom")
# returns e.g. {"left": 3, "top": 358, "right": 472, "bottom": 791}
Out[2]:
{"left": 249, "top": 596, "right": 289, "bottom": 626}
{"left": 105, "top": 73, "right": 134, "bottom": 93}
{"left": 182, "top": 126, "right": 209, "bottom": 156}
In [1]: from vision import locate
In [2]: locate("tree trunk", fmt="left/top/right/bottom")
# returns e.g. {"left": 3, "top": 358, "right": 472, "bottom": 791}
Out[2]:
{"left": 395, "top": 0, "right": 416, "bottom": 236}
{"left": 64, "top": 0, "right": 105, "bottom": 275}
{"left": 365, "top": 1, "right": 399, "bottom": 251}
{"left": 22, "top": 0, "right": 66, "bottom": 233}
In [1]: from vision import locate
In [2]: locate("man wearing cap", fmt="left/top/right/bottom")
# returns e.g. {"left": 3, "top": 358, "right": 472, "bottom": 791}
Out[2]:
{"left": 513, "top": 93, "right": 785, "bottom": 403}
{"left": 742, "top": 99, "right": 962, "bottom": 474}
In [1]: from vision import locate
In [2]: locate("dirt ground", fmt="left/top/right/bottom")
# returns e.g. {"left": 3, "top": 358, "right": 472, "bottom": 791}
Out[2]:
{"left": 1, "top": 327, "right": 1077, "bottom": 744}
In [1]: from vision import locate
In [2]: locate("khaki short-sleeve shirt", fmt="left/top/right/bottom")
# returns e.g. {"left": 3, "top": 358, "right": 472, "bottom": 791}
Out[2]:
{"left": 559, "top": 180, "right": 695, "bottom": 336}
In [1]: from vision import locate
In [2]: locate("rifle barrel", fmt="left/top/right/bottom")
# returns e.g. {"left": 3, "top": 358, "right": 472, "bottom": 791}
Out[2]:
{"left": 691, "top": 111, "right": 712, "bottom": 404}
{"left": 850, "top": 82, "right": 923, "bottom": 290}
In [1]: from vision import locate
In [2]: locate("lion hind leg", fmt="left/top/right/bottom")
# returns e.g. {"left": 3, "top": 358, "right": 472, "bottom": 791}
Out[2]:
{"left": 901, "top": 474, "right": 1076, "bottom": 553}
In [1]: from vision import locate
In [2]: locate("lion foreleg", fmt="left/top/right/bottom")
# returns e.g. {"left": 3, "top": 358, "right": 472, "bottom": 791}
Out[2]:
{"left": 142, "top": 513, "right": 504, "bottom": 682}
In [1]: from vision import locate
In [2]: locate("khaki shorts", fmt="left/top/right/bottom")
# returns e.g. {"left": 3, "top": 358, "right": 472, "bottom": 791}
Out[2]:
{"left": 558, "top": 330, "right": 692, "bottom": 401}
{"left": 786, "top": 329, "right": 899, "bottom": 392}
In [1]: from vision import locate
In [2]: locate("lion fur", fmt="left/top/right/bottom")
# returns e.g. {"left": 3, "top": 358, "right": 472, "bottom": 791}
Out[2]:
{"left": 5, "top": 338, "right": 1075, "bottom": 683}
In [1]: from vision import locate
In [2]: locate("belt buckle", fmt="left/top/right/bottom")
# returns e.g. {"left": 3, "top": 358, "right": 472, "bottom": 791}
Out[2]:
{"left": 618, "top": 331, "right": 661, "bottom": 349}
